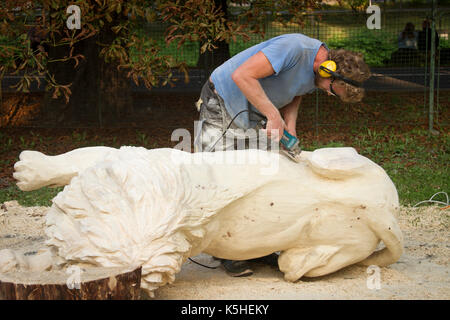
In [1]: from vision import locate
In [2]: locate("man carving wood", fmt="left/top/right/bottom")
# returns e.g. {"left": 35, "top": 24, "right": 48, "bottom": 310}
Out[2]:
{"left": 194, "top": 33, "right": 371, "bottom": 275}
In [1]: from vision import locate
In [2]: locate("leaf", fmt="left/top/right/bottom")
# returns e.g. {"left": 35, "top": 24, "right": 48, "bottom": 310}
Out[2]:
{"left": 111, "top": 25, "right": 122, "bottom": 34}
{"left": 200, "top": 42, "right": 209, "bottom": 54}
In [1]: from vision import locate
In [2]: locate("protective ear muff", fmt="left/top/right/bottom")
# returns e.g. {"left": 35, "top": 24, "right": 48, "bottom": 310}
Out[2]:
{"left": 318, "top": 60, "right": 336, "bottom": 78}
{"left": 319, "top": 60, "right": 362, "bottom": 88}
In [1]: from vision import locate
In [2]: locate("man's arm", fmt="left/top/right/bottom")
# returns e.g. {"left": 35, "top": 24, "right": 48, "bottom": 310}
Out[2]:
{"left": 280, "top": 96, "right": 302, "bottom": 138}
{"left": 231, "top": 51, "right": 285, "bottom": 139}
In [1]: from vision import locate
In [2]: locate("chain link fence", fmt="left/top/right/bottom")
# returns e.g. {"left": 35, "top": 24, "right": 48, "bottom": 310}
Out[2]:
{"left": 138, "top": 7, "right": 449, "bottom": 131}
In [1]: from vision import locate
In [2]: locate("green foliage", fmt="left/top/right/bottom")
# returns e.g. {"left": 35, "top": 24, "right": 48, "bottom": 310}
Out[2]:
{"left": 440, "top": 39, "right": 450, "bottom": 49}
{"left": 0, "top": 34, "right": 28, "bottom": 67}
{"left": 327, "top": 29, "right": 397, "bottom": 66}
{"left": 345, "top": 0, "right": 367, "bottom": 12}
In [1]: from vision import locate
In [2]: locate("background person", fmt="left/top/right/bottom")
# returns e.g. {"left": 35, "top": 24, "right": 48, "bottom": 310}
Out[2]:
{"left": 418, "top": 19, "right": 440, "bottom": 52}
{"left": 398, "top": 22, "right": 418, "bottom": 50}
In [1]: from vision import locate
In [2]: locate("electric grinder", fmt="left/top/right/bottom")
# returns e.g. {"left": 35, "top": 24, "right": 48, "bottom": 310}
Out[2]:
{"left": 260, "top": 119, "right": 302, "bottom": 163}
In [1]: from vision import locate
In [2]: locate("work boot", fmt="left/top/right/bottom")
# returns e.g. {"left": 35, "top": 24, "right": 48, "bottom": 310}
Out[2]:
{"left": 221, "top": 259, "right": 253, "bottom": 277}
{"left": 249, "top": 252, "right": 279, "bottom": 268}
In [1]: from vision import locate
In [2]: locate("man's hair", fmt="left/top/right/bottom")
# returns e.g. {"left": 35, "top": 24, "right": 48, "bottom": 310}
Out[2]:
{"left": 328, "top": 49, "right": 371, "bottom": 103}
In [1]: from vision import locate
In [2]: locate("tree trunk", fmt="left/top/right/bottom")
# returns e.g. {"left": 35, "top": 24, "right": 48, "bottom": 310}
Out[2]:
{"left": 196, "top": 0, "right": 231, "bottom": 72}
{"left": 43, "top": 16, "right": 132, "bottom": 125}
{"left": 97, "top": 19, "right": 133, "bottom": 125}
{"left": 0, "top": 267, "right": 142, "bottom": 300}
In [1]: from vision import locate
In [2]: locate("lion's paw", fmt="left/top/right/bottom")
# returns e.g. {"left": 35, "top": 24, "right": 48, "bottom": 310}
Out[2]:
{"left": 13, "top": 150, "right": 50, "bottom": 191}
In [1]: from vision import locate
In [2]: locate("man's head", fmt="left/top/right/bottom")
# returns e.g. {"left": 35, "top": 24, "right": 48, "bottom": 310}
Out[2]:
{"left": 315, "top": 49, "right": 371, "bottom": 103}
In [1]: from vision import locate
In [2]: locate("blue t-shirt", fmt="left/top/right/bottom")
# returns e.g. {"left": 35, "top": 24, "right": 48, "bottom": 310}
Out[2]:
{"left": 211, "top": 33, "right": 326, "bottom": 129}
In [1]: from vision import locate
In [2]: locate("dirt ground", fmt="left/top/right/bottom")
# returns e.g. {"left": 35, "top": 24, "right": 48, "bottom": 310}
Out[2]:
{"left": 0, "top": 200, "right": 448, "bottom": 300}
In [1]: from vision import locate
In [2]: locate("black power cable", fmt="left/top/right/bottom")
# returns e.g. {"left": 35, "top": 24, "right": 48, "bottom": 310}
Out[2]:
{"left": 188, "top": 257, "right": 220, "bottom": 269}
{"left": 206, "top": 109, "right": 253, "bottom": 152}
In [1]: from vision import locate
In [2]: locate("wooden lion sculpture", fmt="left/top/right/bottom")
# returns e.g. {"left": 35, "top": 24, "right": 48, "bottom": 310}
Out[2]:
{"left": 4, "top": 146, "right": 403, "bottom": 296}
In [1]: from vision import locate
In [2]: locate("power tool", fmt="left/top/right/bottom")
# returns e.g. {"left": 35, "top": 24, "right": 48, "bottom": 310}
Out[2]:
{"left": 260, "top": 119, "right": 302, "bottom": 163}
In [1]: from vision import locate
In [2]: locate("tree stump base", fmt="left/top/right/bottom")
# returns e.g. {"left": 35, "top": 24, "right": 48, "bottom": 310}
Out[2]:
{"left": 0, "top": 266, "right": 142, "bottom": 300}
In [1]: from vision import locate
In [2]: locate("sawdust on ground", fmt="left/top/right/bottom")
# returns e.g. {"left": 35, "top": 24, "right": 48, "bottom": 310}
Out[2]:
{"left": 0, "top": 201, "right": 448, "bottom": 300}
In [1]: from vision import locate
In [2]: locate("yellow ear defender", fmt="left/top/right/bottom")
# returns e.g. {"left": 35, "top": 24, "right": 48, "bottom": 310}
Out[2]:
{"left": 318, "top": 60, "right": 337, "bottom": 78}
{"left": 318, "top": 60, "right": 362, "bottom": 88}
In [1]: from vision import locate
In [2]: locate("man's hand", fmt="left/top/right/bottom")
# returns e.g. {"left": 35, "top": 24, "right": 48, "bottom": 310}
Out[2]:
{"left": 265, "top": 110, "right": 286, "bottom": 141}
